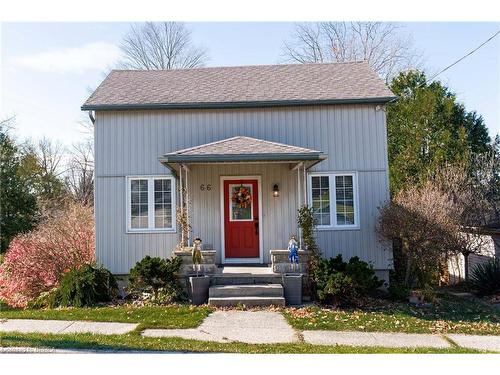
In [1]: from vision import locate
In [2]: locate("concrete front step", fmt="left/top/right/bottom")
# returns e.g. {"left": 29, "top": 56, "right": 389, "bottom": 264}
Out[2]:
{"left": 211, "top": 275, "right": 283, "bottom": 285}
{"left": 209, "top": 284, "right": 284, "bottom": 298}
{"left": 208, "top": 296, "right": 286, "bottom": 307}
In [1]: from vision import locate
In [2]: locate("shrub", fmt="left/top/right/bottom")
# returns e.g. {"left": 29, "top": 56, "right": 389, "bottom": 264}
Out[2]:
{"left": 346, "top": 256, "right": 384, "bottom": 293}
{"left": 470, "top": 259, "right": 500, "bottom": 295}
{"left": 420, "top": 284, "right": 437, "bottom": 303}
{"left": 388, "top": 282, "right": 410, "bottom": 301}
{"left": 312, "top": 255, "right": 383, "bottom": 306}
{"left": 128, "top": 256, "right": 182, "bottom": 301}
{"left": 48, "top": 264, "right": 118, "bottom": 308}
{"left": 317, "top": 272, "right": 354, "bottom": 306}
{"left": 377, "top": 181, "right": 460, "bottom": 288}
{"left": 0, "top": 203, "right": 94, "bottom": 308}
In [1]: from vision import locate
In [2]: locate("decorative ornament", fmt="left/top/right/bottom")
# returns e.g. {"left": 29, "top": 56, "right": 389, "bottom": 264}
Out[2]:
{"left": 288, "top": 235, "right": 299, "bottom": 268}
{"left": 232, "top": 185, "right": 252, "bottom": 209}
{"left": 192, "top": 237, "right": 203, "bottom": 276}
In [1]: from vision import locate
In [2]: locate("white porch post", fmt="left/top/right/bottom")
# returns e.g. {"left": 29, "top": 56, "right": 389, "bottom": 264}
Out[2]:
{"left": 303, "top": 162, "right": 307, "bottom": 206}
{"left": 297, "top": 162, "right": 304, "bottom": 249}
{"left": 179, "top": 165, "right": 184, "bottom": 208}
{"left": 184, "top": 165, "right": 190, "bottom": 247}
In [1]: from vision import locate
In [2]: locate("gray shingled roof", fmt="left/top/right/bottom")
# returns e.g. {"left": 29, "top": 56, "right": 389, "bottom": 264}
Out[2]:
{"left": 82, "top": 62, "right": 395, "bottom": 110}
{"left": 159, "top": 136, "right": 326, "bottom": 165}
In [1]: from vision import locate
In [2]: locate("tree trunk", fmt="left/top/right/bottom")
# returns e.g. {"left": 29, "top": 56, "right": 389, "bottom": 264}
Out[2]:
{"left": 403, "top": 240, "right": 412, "bottom": 286}
{"left": 463, "top": 252, "right": 470, "bottom": 282}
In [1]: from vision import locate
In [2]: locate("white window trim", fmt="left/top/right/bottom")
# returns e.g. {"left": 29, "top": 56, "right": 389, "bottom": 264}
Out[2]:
{"left": 307, "top": 171, "right": 360, "bottom": 231}
{"left": 126, "top": 175, "right": 176, "bottom": 233}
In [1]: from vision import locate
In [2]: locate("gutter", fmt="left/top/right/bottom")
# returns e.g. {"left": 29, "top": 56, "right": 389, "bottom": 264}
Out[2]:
{"left": 158, "top": 153, "right": 327, "bottom": 164}
{"left": 81, "top": 97, "right": 397, "bottom": 111}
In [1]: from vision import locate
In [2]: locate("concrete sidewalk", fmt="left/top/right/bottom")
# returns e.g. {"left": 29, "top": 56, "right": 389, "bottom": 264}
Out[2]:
{"left": 303, "top": 331, "right": 450, "bottom": 348}
{"left": 2, "top": 312, "right": 500, "bottom": 352}
{"left": 143, "top": 311, "right": 298, "bottom": 344}
{"left": 0, "top": 319, "right": 138, "bottom": 335}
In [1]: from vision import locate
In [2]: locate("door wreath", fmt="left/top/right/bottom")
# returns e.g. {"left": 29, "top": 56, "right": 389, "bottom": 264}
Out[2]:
{"left": 232, "top": 186, "right": 252, "bottom": 209}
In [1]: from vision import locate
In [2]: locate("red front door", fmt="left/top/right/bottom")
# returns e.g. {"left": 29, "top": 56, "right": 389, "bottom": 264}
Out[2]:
{"left": 224, "top": 179, "right": 259, "bottom": 259}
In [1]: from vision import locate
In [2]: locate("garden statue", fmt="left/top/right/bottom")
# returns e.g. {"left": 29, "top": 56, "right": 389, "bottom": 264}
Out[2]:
{"left": 288, "top": 235, "right": 299, "bottom": 271}
{"left": 192, "top": 237, "right": 203, "bottom": 276}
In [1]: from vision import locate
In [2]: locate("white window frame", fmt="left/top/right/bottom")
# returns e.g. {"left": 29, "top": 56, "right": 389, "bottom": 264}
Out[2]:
{"left": 307, "top": 172, "right": 360, "bottom": 230}
{"left": 126, "top": 176, "right": 176, "bottom": 233}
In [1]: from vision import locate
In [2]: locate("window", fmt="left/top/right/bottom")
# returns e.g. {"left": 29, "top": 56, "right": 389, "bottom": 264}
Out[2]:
{"left": 308, "top": 173, "right": 359, "bottom": 229}
{"left": 311, "top": 176, "right": 330, "bottom": 226}
{"left": 127, "top": 176, "right": 175, "bottom": 232}
{"left": 229, "top": 184, "right": 253, "bottom": 221}
{"left": 335, "top": 175, "right": 355, "bottom": 225}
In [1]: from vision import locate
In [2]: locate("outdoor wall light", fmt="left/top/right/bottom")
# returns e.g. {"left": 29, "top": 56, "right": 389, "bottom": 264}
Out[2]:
{"left": 273, "top": 184, "right": 280, "bottom": 197}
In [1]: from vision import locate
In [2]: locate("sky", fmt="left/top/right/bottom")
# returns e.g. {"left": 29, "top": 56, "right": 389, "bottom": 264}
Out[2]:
{"left": 1, "top": 22, "right": 499, "bottom": 147}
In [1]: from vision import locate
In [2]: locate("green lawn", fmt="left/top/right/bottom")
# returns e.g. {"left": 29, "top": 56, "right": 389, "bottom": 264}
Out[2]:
{"left": 0, "top": 331, "right": 482, "bottom": 354}
{"left": 284, "top": 294, "right": 500, "bottom": 335}
{"left": 0, "top": 304, "right": 212, "bottom": 330}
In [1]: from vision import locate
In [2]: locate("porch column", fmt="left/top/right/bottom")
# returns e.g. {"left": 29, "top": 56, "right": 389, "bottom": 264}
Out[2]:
{"left": 297, "top": 162, "right": 304, "bottom": 249}
{"left": 303, "top": 162, "right": 307, "bottom": 206}
{"left": 184, "top": 165, "right": 190, "bottom": 247}
{"left": 180, "top": 164, "right": 191, "bottom": 247}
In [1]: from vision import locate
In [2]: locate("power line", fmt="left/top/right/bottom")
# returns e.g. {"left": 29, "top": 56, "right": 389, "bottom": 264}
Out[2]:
{"left": 426, "top": 29, "right": 500, "bottom": 83}
{"left": 388, "top": 29, "right": 500, "bottom": 104}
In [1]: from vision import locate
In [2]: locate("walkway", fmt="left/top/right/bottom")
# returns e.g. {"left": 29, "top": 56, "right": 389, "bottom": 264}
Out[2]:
{"left": 2, "top": 311, "right": 500, "bottom": 351}
{"left": 142, "top": 310, "right": 297, "bottom": 344}
{"left": 0, "top": 319, "right": 137, "bottom": 335}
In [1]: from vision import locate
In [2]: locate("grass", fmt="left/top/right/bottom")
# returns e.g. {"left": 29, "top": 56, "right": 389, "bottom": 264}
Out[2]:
{"left": 0, "top": 304, "right": 213, "bottom": 330}
{"left": 0, "top": 331, "right": 482, "bottom": 354}
{"left": 0, "top": 294, "right": 498, "bottom": 353}
{"left": 283, "top": 293, "right": 500, "bottom": 335}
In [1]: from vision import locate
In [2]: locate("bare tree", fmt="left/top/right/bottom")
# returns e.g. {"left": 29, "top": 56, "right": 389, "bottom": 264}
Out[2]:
{"left": 119, "top": 22, "right": 207, "bottom": 70}
{"left": 283, "top": 22, "right": 421, "bottom": 82}
{"left": 33, "top": 137, "right": 65, "bottom": 179}
{"left": 434, "top": 158, "right": 499, "bottom": 281}
{"left": 377, "top": 181, "right": 460, "bottom": 287}
{"left": 65, "top": 140, "right": 94, "bottom": 206}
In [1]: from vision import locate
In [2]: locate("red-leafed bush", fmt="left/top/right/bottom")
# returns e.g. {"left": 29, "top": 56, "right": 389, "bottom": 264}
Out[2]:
{"left": 0, "top": 203, "right": 95, "bottom": 308}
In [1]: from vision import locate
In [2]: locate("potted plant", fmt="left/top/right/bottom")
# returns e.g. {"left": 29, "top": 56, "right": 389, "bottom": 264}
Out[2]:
{"left": 189, "top": 238, "right": 210, "bottom": 305}
{"left": 282, "top": 235, "right": 303, "bottom": 305}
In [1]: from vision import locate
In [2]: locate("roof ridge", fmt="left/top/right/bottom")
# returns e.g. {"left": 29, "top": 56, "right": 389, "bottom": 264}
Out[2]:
{"left": 109, "top": 60, "right": 367, "bottom": 74}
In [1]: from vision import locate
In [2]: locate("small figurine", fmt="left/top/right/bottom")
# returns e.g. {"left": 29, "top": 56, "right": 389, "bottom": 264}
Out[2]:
{"left": 192, "top": 237, "right": 203, "bottom": 275}
{"left": 288, "top": 235, "right": 299, "bottom": 271}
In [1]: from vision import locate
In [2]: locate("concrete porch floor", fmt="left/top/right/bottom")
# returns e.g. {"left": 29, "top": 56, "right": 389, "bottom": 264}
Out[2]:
{"left": 215, "top": 266, "right": 277, "bottom": 276}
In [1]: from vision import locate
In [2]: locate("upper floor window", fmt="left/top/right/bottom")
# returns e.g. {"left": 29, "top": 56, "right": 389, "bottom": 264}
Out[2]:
{"left": 127, "top": 176, "right": 175, "bottom": 232}
{"left": 308, "top": 172, "right": 359, "bottom": 229}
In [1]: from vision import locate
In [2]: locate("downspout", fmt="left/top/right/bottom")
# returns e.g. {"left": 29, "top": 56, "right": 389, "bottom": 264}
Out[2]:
{"left": 88, "top": 111, "right": 95, "bottom": 124}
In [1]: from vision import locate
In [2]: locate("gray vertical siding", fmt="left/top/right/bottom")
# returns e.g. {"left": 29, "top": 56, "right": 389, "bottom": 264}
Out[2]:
{"left": 94, "top": 104, "right": 392, "bottom": 274}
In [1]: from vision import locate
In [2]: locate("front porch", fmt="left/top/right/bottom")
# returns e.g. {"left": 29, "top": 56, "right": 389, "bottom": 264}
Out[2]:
{"left": 160, "top": 136, "right": 327, "bottom": 266}
{"left": 160, "top": 136, "right": 325, "bottom": 306}
{"left": 174, "top": 250, "right": 312, "bottom": 306}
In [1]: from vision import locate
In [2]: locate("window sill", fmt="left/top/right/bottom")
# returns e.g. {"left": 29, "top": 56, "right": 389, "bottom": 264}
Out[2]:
{"left": 315, "top": 226, "right": 360, "bottom": 231}
{"left": 126, "top": 229, "right": 177, "bottom": 234}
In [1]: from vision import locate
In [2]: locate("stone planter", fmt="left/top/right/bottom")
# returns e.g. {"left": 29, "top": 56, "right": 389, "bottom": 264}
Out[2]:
{"left": 270, "top": 249, "right": 311, "bottom": 274}
{"left": 189, "top": 275, "right": 210, "bottom": 305}
{"left": 282, "top": 273, "right": 303, "bottom": 305}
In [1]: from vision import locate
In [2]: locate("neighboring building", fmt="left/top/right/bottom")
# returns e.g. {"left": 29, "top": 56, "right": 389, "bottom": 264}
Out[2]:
{"left": 448, "top": 227, "right": 500, "bottom": 283}
{"left": 82, "top": 62, "right": 395, "bottom": 281}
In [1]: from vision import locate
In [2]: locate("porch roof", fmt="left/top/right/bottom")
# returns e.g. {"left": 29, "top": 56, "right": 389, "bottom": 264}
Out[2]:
{"left": 159, "top": 136, "right": 326, "bottom": 171}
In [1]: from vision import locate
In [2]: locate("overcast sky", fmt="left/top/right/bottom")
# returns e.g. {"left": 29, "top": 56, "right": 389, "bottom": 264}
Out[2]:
{"left": 1, "top": 22, "right": 499, "bottom": 146}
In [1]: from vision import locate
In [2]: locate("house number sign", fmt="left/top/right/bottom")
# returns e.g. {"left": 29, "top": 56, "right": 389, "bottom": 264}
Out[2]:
{"left": 200, "top": 184, "right": 212, "bottom": 191}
